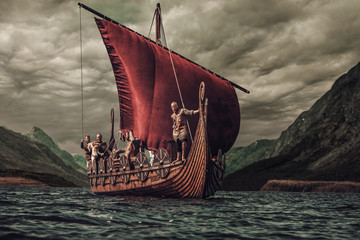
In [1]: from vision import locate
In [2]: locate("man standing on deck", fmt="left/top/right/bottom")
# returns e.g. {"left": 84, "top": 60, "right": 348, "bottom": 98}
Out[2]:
{"left": 81, "top": 135, "right": 92, "bottom": 174}
{"left": 171, "top": 102, "right": 199, "bottom": 162}
{"left": 93, "top": 133, "right": 107, "bottom": 157}
{"left": 90, "top": 133, "right": 108, "bottom": 173}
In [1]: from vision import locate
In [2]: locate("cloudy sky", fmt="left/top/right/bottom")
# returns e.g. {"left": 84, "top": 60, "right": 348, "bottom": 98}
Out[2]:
{"left": 1, "top": 0, "right": 360, "bottom": 155}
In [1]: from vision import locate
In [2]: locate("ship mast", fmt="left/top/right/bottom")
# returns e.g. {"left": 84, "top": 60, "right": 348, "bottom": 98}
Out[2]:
{"left": 155, "top": 3, "right": 162, "bottom": 45}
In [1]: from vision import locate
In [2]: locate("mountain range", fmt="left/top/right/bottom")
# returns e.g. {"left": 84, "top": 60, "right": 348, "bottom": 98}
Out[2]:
{"left": 0, "top": 126, "right": 88, "bottom": 187}
{"left": 223, "top": 61, "right": 360, "bottom": 191}
{"left": 25, "top": 127, "right": 87, "bottom": 170}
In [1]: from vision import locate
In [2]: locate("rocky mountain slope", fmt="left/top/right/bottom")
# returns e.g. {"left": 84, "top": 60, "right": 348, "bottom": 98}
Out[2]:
{"left": 73, "top": 155, "right": 87, "bottom": 169}
{"left": 223, "top": 61, "right": 360, "bottom": 191}
{"left": 226, "top": 139, "right": 276, "bottom": 176}
{"left": 25, "top": 127, "right": 86, "bottom": 171}
{"left": 0, "top": 126, "right": 88, "bottom": 187}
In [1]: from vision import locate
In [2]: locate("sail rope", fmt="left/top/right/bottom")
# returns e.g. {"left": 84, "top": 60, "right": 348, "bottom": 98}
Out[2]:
{"left": 79, "top": 6, "right": 84, "bottom": 138}
{"left": 148, "top": 6, "right": 193, "bottom": 143}
{"left": 160, "top": 20, "right": 168, "bottom": 47}
{"left": 160, "top": 16, "right": 193, "bottom": 143}
{"left": 147, "top": 10, "right": 156, "bottom": 38}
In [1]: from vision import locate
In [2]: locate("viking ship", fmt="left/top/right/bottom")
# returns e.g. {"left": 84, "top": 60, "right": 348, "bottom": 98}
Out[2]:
{"left": 78, "top": 3, "right": 249, "bottom": 198}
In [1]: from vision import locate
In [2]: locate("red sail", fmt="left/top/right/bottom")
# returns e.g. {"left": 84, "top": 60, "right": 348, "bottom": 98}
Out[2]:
{"left": 95, "top": 18, "right": 240, "bottom": 154}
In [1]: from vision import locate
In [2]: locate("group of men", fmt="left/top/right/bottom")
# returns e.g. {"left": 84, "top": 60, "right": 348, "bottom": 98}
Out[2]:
{"left": 81, "top": 130, "right": 137, "bottom": 172}
{"left": 81, "top": 101, "right": 199, "bottom": 170}
{"left": 80, "top": 133, "right": 107, "bottom": 174}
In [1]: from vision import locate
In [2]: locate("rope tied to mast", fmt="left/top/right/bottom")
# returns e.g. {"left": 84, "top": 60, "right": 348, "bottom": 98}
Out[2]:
{"left": 147, "top": 9, "right": 156, "bottom": 39}
{"left": 168, "top": 49, "right": 193, "bottom": 144}
{"left": 158, "top": 10, "right": 194, "bottom": 143}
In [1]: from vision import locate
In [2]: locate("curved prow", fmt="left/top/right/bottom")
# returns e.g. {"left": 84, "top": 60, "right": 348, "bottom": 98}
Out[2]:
{"left": 197, "top": 81, "right": 208, "bottom": 137}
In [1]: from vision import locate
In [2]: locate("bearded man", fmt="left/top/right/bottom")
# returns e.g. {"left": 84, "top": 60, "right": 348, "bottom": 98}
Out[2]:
{"left": 171, "top": 102, "right": 199, "bottom": 161}
{"left": 92, "top": 133, "right": 107, "bottom": 157}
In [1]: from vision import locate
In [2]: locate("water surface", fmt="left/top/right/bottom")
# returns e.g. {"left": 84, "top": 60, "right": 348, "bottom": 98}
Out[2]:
{"left": 1, "top": 188, "right": 359, "bottom": 239}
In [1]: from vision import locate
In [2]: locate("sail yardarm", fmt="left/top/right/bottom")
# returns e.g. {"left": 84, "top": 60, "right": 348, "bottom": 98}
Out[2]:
{"left": 93, "top": 16, "right": 248, "bottom": 93}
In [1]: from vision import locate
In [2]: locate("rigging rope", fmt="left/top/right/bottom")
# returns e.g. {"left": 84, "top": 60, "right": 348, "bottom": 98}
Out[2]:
{"left": 148, "top": 6, "right": 193, "bottom": 142}
{"left": 161, "top": 16, "right": 193, "bottom": 143}
{"left": 147, "top": 10, "right": 156, "bottom": 39}
{"left": 160, "top": 23, "right": 168, "bottom": 47}
{"left": 79, "top": 6, "right": 84, "bottom": 138}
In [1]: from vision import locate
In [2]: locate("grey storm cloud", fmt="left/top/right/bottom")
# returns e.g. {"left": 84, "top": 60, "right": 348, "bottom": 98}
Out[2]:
{"left": 1, "top": 0, "right": 360, "bottom": 154}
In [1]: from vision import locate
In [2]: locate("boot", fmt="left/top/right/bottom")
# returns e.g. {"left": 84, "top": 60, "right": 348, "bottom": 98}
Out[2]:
{"left": 182, "top": 141, "right": 187, "bottom": 161}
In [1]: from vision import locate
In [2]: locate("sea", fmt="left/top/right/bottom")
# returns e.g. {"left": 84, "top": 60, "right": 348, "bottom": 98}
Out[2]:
{"left": 1, "top": 188, "right": 359, "bottom": 240}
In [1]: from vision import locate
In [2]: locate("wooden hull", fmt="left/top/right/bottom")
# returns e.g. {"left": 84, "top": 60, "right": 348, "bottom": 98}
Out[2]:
{"left": 89, "top": 83, "right": 226, "bottom": 198}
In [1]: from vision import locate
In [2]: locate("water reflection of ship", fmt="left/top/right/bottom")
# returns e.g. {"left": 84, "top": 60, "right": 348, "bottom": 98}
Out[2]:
{"left": 78, "top": 3, "right": 249, "bottom": 198}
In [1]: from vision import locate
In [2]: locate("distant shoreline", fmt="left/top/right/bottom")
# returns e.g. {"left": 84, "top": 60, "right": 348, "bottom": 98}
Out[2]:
{"left": 0, "top": 177, "right": 49, "bottom": 187}
{"left": 0, "top": 170, "right": 83, "bottom": 187}
{"left": 261, "top": 180, "right": 360, "bottom": 193}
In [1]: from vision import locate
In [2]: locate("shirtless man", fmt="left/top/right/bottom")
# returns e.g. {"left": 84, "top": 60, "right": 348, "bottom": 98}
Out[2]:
{"left": 171, "top": 102, "right": 199, "bottom": 161}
